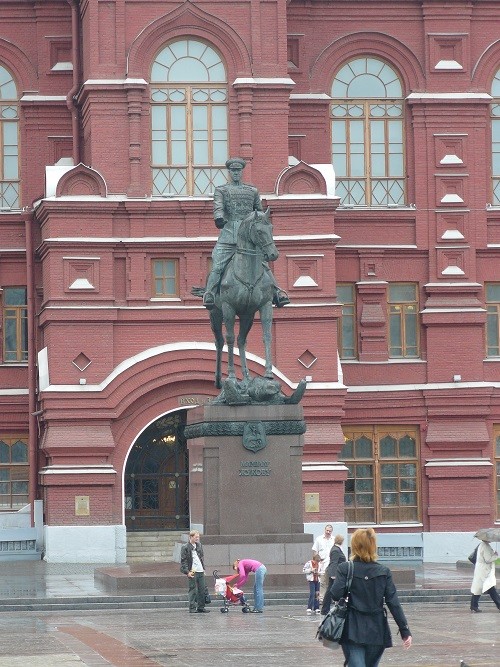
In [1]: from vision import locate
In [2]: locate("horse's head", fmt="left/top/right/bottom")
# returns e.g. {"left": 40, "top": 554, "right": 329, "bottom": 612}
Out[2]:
{"left": 246, "top": 208, "right": 279, "bottom": 262}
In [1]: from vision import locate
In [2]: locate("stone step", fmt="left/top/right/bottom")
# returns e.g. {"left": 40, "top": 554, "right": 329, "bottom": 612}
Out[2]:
{"left": 127, "top": 534, "right": 182, "bottom": 542}
{"left": 127, "top": 544, "right": 179, "bottom": 551}
{"left": 126, "top": 531, "right": 185, "bottom": 563}
{"left": 0, "top": 588, "right": 479, "bottom": 613}
{"left": 126, "top": 544, "right": 178, "bottom": 553}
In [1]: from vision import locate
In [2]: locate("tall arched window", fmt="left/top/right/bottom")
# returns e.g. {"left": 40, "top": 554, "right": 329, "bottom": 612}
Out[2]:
{"left": 150, "top": 38, "right": 228, "bottom": 196}
{"left": 331, "top": 57, "right": 405, "bottom": 207}
{"left": 0, "top": 65, "right": 19, "bottom": 209}
{"left": 491, "top": 69, "right": 500, "bottom": 205}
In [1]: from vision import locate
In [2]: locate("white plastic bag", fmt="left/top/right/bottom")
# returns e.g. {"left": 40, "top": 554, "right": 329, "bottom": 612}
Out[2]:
{"left": 214, "top": 578, "right": 227, "bottom": 595}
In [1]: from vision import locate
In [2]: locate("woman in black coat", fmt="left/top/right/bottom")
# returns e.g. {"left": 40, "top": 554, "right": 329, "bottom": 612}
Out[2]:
{"left": 330, "top": 528, "right": 412, "bottom": 667}
{"left": 321, "top": 534, "right": 346, "bottom": 615}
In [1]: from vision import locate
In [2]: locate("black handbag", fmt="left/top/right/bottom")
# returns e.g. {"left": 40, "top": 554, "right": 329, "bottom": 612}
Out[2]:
{"left": 468, "top": 545, "right": 479, "bottom": 565}
{"left": 204, "top": 586, "right": 212, "bottom": 604}
{"left": 316, "top": 561, "right": 353, "bottom": 649}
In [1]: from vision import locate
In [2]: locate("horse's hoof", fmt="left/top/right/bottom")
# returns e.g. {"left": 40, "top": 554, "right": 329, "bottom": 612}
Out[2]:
{"left": 273, "top": 292, "right": 290, "bottom": 307}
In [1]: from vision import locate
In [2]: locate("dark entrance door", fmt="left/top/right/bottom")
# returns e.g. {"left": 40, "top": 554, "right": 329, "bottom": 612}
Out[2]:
{"left": 125, "top": 410, "right": 189, "bottom": 531}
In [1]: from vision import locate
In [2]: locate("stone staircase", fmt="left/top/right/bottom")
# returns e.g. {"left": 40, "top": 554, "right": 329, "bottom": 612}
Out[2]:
{"left": 126, "top": 531, "right": 185, "bottom": 563}
{"left": 0, "top": 588, "right": 475, "bottom": 613}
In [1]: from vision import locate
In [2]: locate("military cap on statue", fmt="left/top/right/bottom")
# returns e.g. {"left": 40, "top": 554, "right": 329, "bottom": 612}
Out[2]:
{"left": 225, "top": 157, "right": 247, "bottom": 169}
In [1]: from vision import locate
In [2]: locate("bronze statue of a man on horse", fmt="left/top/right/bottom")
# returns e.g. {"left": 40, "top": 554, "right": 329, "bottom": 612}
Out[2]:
{"left": 192, "top": 157, "right": 307, "bottom": 404}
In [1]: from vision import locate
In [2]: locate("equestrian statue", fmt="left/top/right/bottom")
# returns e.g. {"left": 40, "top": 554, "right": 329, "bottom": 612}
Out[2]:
{"left": 192, "top": 157, "right": 305, "bottom": 405}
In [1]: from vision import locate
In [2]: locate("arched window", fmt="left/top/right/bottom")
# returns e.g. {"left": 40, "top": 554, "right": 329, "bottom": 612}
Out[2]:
{"left": 0, "top": 65, "right": 19, "bottom": 209}
{"left": 491, "top": 69, "right": 500, "bottom": 205}
{"left": 331, "top": 57, "right": 405, "bottom": 207}
{"left": 150, "top": 38, "right": 228, "bottom": 196}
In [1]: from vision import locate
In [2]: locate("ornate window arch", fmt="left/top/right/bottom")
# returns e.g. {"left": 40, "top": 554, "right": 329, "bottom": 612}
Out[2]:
{"left": 150, "top": 38, "right": 229, "bottom": 196}
{"left": 0, "top": 64, "right": 19, "bottom": 209}
{"left": 491, "top": 68, "right": 500, "bottom": 205}
{"left": 331, "top": 57, "right": 405, "bottom": 207}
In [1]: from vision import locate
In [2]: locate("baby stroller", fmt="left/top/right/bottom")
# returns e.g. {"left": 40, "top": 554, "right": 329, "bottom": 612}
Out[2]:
{"left": 213, "top": 570, "right": 251, "bottom": 613}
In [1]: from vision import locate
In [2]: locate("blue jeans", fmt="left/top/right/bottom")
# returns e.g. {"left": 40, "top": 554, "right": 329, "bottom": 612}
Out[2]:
{"left": 341, "top": 641, "right": 385, "bottom": 667}
{"left": 307, "top": 580, "right": 320, "bottom": 610}
{"left": 253, "top": 564, "right": 267, "bottom": 610}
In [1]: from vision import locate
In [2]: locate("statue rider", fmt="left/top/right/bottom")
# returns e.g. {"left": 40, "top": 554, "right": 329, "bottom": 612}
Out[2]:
{"left": 203, "top": 157, "right": 290, "bottom": 310}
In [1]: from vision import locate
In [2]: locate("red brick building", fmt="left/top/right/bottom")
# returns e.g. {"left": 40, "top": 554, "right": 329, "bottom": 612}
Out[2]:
{"left": 1, "top": 0, "right": 500, "bottom": 562}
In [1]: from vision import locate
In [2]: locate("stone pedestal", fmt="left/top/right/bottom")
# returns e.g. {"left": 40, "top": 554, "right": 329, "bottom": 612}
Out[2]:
{"left": 184, "top": 403, "right": 312, "bottom": 565}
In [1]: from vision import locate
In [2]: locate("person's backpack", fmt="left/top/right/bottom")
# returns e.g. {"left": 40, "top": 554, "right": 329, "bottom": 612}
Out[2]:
{"left": 468, "top": 544, "right": 479, "bottom": 565}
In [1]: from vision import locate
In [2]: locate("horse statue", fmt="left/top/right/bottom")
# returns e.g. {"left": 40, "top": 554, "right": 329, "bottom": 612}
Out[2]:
{"left": 208, "top": 207, "right": 277, "bottom": 390}
{"left": 192, "top": 206, "right": 307, "bottom": 405}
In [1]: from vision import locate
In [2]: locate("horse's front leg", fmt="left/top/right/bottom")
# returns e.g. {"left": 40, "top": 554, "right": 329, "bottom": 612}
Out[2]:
{"left": 260, "top": 302, "right": 274, "bottom": 379}
{"left": 222, "top": 304, "right": 237, "bottom": 380}
{"left": 238, "top": 314, "right": 255, "bottom": 384}
{"left": 210, "top": 309, "right": 224, "bottom": 389}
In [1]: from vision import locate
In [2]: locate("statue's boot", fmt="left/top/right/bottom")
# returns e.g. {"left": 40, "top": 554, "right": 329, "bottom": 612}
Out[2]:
{"left": 203, "top": 291, "right": 216, "bottom": 309}
{"left": 203, "top": 272, "right": 220, "bottom": 309}
{"left": 273, "top": 288, "right": 290, "bottom": 307}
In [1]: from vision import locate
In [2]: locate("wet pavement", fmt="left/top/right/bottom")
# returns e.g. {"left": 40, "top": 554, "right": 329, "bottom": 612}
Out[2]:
{"left": 0, "top": 560, "right": 477, "bottom": 599}
{"left": 0, "top": 560, "right": 494, "bottom": 665}
{"left": 0, "top": 600, "right": 496, "bottom": 666}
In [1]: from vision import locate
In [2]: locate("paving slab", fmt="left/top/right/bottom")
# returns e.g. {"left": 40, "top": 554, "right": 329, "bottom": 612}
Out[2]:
{"left": 0, "top": 602, "right": 495, "bottom": 666}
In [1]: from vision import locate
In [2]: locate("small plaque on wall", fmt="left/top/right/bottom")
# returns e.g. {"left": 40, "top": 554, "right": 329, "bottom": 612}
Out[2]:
{"left": 75, "top": 495, "right": 90, "bottom": 516}
{"left": 305, "top": 492, "right": 319, "bottom": 513}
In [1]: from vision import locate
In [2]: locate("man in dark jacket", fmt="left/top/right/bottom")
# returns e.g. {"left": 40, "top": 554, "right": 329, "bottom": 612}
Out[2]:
{"left": 321, "top": 534, "right": 346, "bottom": 615}
{"left": 180, "top": 530, "right": 210, "bottom": 613}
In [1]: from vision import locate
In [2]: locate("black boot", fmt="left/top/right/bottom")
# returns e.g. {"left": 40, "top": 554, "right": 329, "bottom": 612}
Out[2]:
{"left": 470, "top": 594, "right": 481, "bottom": 612}
{"left": 486, "top": 586, "right": 500, "bottom": 610}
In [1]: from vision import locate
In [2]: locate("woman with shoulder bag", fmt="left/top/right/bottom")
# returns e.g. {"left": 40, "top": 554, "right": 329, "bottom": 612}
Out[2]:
{"left": 470, "top": 538, "right": 500, "bottom": 613}
{"left": 330, "top": 528, "right": 412, "bottom": 667}
{"left": 321, "top": 534, "right": 346, "bottom": 615}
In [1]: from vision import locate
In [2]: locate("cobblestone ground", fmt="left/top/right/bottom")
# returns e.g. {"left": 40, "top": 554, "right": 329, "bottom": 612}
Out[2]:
{"left": 0, "top": 602, "right": 495, "bottom": 667}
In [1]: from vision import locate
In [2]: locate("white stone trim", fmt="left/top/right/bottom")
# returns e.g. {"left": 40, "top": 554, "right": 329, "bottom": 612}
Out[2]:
{"left": 347, "top": 380, "right": 500, "bottom": 392}
{"left": 0, "top": 389, "right": 28, "bottom": 395}
{"left": 83, "top": 78, "right": 147, "bottom": 85}
{"left": 441, "top": 230, "right": 465, "bottom": 240}
{"left": 39, "top": 465, "right": 117, "bottom": 475}
{"left": 43, "top": 525, "right": 126, "bottom": 563}
{"left": 407, "top": 92, "right": 492, "bottom": 100}
{"left": 43, "top": 233, "right": 340, "bottom": 243}
{"left": 423, "top": 532, "right": 481, "bottom": 563}
{"left": 20, "top": 95, "right": 67, "bottom": 102}
{"left": 302, "top": 463, "right": 349, "bottom": 471}
{"left": 336, "top": 244, "right": 418, "bottom": 249}
{"left": 233, "top": 77, "right": 295, "bottom": 86}
{"left": 424, "top": 282, "right": 481, "bottom": 287}
{"left": 435, "top": 60, "right": 463, "bottom": 70}
{"left": 290, "top": 93, "right": 331, "bottom": 99}
{"left": 420, "top": 307, "right": 485, "bottom": 312}
{"left": 40, "top": 342, "right": 343, "bottom": 393}
{"left": 425, "top": 458, "right": 493, "bottom": 467}
{"left": 341, "top": 359, "right": 425, "bottom": 364}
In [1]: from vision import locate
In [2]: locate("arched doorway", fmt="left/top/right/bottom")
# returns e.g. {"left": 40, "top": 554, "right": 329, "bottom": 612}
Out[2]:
{"left": 124, "top": 410, "right": 189, "bottom": 531}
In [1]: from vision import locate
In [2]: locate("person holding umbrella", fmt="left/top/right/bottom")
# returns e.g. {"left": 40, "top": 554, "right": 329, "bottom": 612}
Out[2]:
{"left": 470, "top": 528, "right": 500, "bottom": 613}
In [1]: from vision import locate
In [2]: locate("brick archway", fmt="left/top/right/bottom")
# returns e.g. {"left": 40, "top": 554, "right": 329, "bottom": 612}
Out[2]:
{"left": 124, "top": 409, "right": 189, "bottom": 532}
